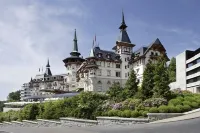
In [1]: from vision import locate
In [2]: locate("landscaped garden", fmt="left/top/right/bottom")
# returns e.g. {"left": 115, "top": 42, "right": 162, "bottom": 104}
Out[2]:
{"left": 0, "top": 56, "right": 200, "bottom": 122}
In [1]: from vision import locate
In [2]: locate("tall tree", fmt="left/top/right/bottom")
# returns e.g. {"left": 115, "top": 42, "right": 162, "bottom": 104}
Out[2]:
{"left": 153, "top": 55, "right": 171, "bottom": 99}
{"left": 141, "top": 61, "right": 155, "bottom": 99}
{"left": 7, "top": 90, "right": 21, "bottom": 102}
{"left": 168, "top": 57, "right": 176, "bottom": 82}
{"left": 123, "top": 70, "right": 139, "bottom": 99}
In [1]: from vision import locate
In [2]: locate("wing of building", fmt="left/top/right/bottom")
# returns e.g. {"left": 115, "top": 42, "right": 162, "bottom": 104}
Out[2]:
{"left": 173, "top": 48, "right": 200, "bottom": 93}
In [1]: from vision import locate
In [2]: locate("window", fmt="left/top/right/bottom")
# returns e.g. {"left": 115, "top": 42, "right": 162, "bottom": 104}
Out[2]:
{"left": 197, "top": 58, "right": 200, "bottom": 63}
{"left": 107, "top": 70, "right": 111, "bottom": 76}
{"left": 116, "top": 72, "right": 121, "bottom": 77}
{"left": 116, "top": 64, "right": 121, "bottom": 68}
{"left": 107, "top": 54, "right": 111, "bottom": 59}
{"left": 125, "top": 58, "right": 127, "bottom": 62}
{"left": 98, "top": 62, "right": 101, "bottom": 66}
{"left": 107, "top": 63, "right": 110, "bottom": 67}
{"left": 98, "top": 70, "right": 102, "bottom": 76}
{"left": 155, "top": 53, "right": 158, "bottom": 56}
{"left": 136, "top": 69, "right": 139, "bottom": 73}
{"left": 125, "top": 66, "right": 127, "bottom": 69}
{"left": 125, "top": 73, "right": 127, "bottom": 77}
{"left": 98, "top": 53, "right": 102, "bottom": 58}
{"left": 127, "top": 57, "right": 129, "bottom": 61}
{"left": 127, "top": 65, "right": 129, "bottom": 68}
{"left": 128, "top": 72, "right": 129, "bottom": 77}
{"left": 97, "top": 81, "right": 102, "bottom": 92}
{"left": 151, "top": 52, "right": 154, "bottom": 55}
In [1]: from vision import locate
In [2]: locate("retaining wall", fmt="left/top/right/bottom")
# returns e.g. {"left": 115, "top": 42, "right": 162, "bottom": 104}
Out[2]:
{"left": 96, "top": 117, "right": 149, "bottom": 126}
{"left": 37, "top": 119, "right": 61, "bottom": 127}
{"left": 60, "top": 117, "right": 98, "bottom": 127}
{"left": 147, "top": 113, "right": 184, "bottom": 122}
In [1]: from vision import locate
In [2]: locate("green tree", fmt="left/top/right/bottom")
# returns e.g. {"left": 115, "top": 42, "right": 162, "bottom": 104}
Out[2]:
{"left": 19, "top": 104, "right": 39, "bottom": 120}
{"left": 7, "top": 90, "right": 20, "bottom": 102}
{"left": 141, "top": 61, "right": 155, "bottom": 99}
{"left": 0, "top": 101, "right": 5, "bottom": 112}
{"left": 168, "top": 57, "right": 176, "bottom": 82}
{"left": 153, "top": 56, "right": 171, "bottom": 99}
{"left": 106, "top": 82, "right": 124, "bottom": 102}
{"left": 123, "top": 70, "right": 139, "bottom": 99}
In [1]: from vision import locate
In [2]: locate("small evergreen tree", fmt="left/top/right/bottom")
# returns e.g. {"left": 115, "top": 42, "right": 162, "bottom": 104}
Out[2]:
{"left": 106, "top": 82, "right": 124, "bottom": 102}
{"left": 153, "top": 56, "right": 171, "bottom": 99}
{"left": 141, "top": 61, "right": 155, "bottom": 99}
{"left": 168, "top": 57, "right": 176, "bottom": 82}
{"left": 123, "top": 70, "right": 139, "bottom": 99}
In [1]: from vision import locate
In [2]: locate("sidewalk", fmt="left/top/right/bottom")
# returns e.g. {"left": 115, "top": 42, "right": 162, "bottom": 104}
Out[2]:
{"left": 150, "top": 111, "right": 200, "bottom": 124}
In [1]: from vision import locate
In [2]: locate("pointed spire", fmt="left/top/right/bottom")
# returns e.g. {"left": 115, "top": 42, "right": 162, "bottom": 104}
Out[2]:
{"left": 30, "top": 77, "right": 33, "bottom": 82}
{"left": 119, "top": 9, "right": 127, "bottom": 30}
{"left": 89, "top": 40, "right": 95, "bottom": 57}
{"left": 70, "top": 29, "right": 81, "bottom": 57}
{"left": 73, "top": 29, "right": 78, "bottom": 52}
{"left": 117, "top": 10, "right": 131, "bottom": 43}
{"left": 46, "top": 58, "right": 50, "bottom": 67}
{"left": 45, "top": 58, "right": 52, "bottom": 76}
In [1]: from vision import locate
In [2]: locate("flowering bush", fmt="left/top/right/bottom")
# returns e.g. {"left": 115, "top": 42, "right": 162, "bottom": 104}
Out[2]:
{"left": 112, "top": 103, "right": 123, "bottom": 110}
{"left": 143, "top": 98, "right": 167, "bottom": 107}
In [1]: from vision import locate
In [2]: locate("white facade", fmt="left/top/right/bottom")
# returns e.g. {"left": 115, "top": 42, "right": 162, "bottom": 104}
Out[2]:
{"left": 174, "top": 48, "right": 200, "bottom": 93}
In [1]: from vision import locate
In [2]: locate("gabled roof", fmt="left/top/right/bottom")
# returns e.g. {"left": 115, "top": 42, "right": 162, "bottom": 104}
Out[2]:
{"left": 134, "top": 38, "right": 166, "bottom": 56}
{"left": 130, "top": 38, "right": 169, "bottom": 63}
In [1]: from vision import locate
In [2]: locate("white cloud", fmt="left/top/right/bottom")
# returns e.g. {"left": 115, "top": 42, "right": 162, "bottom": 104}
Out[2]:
{"left": 0, "top": 0, "right": 90, "bottom": 100}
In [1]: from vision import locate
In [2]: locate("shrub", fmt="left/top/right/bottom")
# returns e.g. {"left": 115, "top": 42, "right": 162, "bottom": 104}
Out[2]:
{"left": 182, "top": 101, "right": 192, "bottom": 106}
{"left": 143, "top": 98, "right": 167, "bottom": 107}
{"left": 168, "top": 106, "right": 181, "bottom": 113}
{"left": 184, "top": 96, "right": 195, "bottom": 103}
{"left": 131, "top": 111, "right": 140, "bottom": 118}
{"left": 149, "top": 107, "right": 159, "bottom": 113}
{"left": 142, "top": 111, "right": 149, "bottom": 117}
{"left": 123, "top": 110, "right": 132, "bottom": 118}
{"left": 145, "top": 107, "right": 150, "bottom": 111}
{"left": 19, "top": 103, "right": 39, "bottom": 120}
{"left": 168, "top": 99, "right": 182, "bottom": 106}
{"left": 181, "top": 105, "right": 192, "bottom": 112}
{"left": 158, "top": 105, "right": 169, "bottom": 113}
{"left": 191, "top": 102, "right": 199, "bottom": 109}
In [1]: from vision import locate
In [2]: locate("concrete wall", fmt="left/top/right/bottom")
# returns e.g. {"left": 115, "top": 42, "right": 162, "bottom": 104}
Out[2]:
{"left": 3, "top": 107, "right": 22, "bottom": 112}
{"left": 176, "top": 51, "right": 187, "bottom": 90}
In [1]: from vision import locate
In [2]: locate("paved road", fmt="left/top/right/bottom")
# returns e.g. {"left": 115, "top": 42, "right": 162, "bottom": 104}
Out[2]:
{"left": 1, "top": 118, "right": 200, "bottom": 133}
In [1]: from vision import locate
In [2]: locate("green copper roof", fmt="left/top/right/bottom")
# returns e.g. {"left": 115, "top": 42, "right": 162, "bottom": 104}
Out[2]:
{"left": 73, "top": 29, "right": 78, "bottom": 52}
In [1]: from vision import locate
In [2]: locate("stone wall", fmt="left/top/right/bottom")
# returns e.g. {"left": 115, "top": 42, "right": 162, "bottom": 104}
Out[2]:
{"left": 96, "top": 117, "right": 149, "bottom": 126}
{"left": 22, "top": 120, "right": 38, "bottom": 127}
{"left": 11, "top": 121, "right": 23, "bottom": 127}
{"left": 37, "top": 119, "right": 61, "bottom": 127}
{"left": 147, "top": 113, "right": 184, "bottom": 122}
{"left": 60, "top": 117, "right": 98, "bottom": 127}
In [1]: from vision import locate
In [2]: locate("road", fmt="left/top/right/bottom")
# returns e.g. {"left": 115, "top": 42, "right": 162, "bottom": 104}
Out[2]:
{"left": 1, "top": 118, "right": 200, "bottom": 133}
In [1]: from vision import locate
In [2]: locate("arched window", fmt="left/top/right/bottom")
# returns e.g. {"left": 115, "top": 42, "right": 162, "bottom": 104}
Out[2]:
{"left": 97, "top": 81, "right": 102, "bottom": 92}
{"left": 107, "top": 81, "right": 111, "bottom": 87}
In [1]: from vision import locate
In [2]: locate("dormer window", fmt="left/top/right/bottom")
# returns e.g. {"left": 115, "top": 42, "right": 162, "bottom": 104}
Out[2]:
{"left": 98, "top": 53, "right": 102, "bottom": 58}
{"left": 151, "top": 52, "right": 154, "bottom": 55}
{"left": 107, "top": 54, "right": 111, "bottom": 59}
{"left": 155, "top": 53, "right": 158, "bottom": 56}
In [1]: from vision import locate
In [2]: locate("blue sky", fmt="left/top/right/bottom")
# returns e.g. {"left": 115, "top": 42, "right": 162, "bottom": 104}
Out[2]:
{"left": 0, "top": 0, "right": 199, "bottom": 100}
